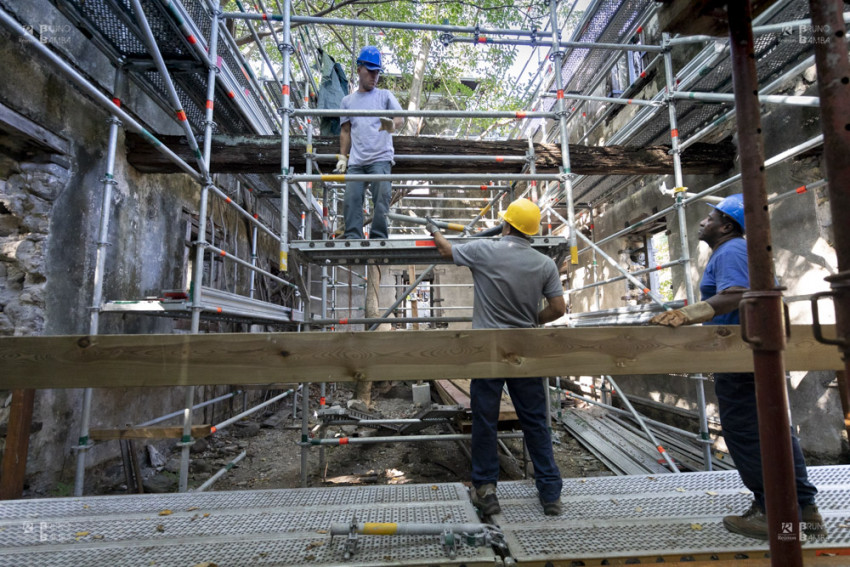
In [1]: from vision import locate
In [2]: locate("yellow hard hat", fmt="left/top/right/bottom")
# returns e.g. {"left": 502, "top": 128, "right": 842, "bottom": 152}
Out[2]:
{"left": 499, "top": 198, "right": 541, "bottom": 235}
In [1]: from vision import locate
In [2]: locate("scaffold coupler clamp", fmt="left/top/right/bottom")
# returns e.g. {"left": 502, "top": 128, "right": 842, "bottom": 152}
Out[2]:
{"left": 441, "top": 529, "right": 458, "bottom": 559}
{"left": 176, "top": 434, "right": 194, "bottom": 448}
{"left": 548, "top": 49, "right": 566, "bottom": 63}
{"left": 739, "top": 289, "right": 789, "bottom": 351}
{"left": 464, "top": 524, "right": 507, "bottom": 553}
{"left": 529, "top": 25, "right": 538, "bottom": 47}
{"left": 71, "top": 436, "right": 94, "bottom": 453}
{"left": 438, "top": 31, "right": 454, "bottom": 47}
{"left": 473, "top": 24, "right": 480, "bottom": 45}
{"left": 811, "top": 270, "right": 850, "bottom": 353}
{"left": 276, "top": 41, "right": 295, "bottom": 55}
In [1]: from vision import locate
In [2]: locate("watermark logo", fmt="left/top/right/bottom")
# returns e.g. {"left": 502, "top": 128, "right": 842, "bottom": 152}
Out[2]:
{"left": 22, "top": 521, "right": 52, "bottom": 542}
{"left": 780, "top": 24, "right": 832, "bottom": 45}
{"left": 18, "top": 24, "right": 74, "bottom": 46}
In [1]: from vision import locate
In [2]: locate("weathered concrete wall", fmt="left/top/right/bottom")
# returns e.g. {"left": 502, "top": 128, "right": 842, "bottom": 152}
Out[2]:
{"left": 0, "top": 3, "right": 282, "bottom": 494}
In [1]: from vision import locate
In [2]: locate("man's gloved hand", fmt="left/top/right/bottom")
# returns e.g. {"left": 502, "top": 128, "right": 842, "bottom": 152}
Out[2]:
{"left": 424, "top": 215, "right": 439, "bottom": 235}
{"left": 649, "top": 301, "right": 716, "bottom": 327}
{"left": 378, "top": 117, "right": 395, "bottom": 133}
{"left": 334, "top": 154, "right": 348, "bottom": 173}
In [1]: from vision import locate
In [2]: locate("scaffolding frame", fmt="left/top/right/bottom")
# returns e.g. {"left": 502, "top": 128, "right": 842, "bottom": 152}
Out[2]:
{"left": 0, "top": 5, "right": 846, "bottom": 560}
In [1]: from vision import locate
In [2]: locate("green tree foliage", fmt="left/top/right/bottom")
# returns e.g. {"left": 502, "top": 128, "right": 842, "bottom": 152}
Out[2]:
{"left": 221, "top": 0, "right": 576, "bottom": 139}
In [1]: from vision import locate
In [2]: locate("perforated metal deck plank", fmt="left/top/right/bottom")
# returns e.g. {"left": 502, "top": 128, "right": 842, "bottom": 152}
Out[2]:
{"left": 0, "top": 483, "right": 496, "bottom": 567}
{"left": 495, "top": 465, "right": 850, "bottom": 564}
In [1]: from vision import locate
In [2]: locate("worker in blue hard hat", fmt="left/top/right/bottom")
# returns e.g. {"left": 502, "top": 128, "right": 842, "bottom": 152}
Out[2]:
{"left": 335, "top": 46, "right": 403, "bottom": 239}
{"left": 651, "top": 193, "right": 825, "bottom": 541}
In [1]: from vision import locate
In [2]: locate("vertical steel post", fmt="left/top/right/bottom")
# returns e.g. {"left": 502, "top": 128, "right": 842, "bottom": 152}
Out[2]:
{"left": 728, "top": 2, "right": 801, "bottom": 562}
{"left": 807, "top": 0, "right": 850, "bottom": 381}
{"left": 549, "top": 0, "right": 578, "bottom": 265}
{"left": 663, "top": 33, "right": 713, "bottom": 471}
{"left": 279, "top": 0, "right": 292, "bottom": 272}
{"left": 181, "top": 5, "right": 221, "bottom": 493}
{"left": 74, "top": 67, "right": 124, "bottom": 497}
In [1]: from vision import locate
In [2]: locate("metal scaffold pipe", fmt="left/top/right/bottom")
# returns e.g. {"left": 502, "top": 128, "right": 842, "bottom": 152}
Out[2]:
{"left": 541, "top": 91, "right": 666, "bottom": 107}
{"left": 193, "top": 451, "right": 247, "bottom": 492}
{"left": 295, "top": 108, "right": 553, "bottom": 119}
{"left": 137, "top": 391, "right": 241, "bottom": 427}
{"left": 206, "top": 244, "right": 298, "bottom": 290}
{"left": 309, "top": 432, "right": 524, "bottom": 445}
{"left": 295, "top": 174, "right": 562, "bottom": 183}
{"left": 311, "top": 153, "right": 527, "bottom": 163}
{"left": 309, "top": 316, "right": 471, "bottom": 326}
{"left": 278, "top": 0, "right": 293, "bottom": 272}
{"left": 212, "top": 389, "right": 294, "bottom": 433}
{"left": 671, "top": 90, "right": 820, "bottom": 107}
{"left": 549, "top": 0, "right": 578, "bottom": 265}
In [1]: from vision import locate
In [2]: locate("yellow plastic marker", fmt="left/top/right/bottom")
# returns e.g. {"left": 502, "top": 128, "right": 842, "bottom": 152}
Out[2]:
{"left": 362, "top": 523, "right": 398, "bottom": 535}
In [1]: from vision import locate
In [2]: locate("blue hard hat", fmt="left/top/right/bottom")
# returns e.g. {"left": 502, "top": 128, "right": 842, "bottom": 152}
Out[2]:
{"left": 710, "top": 193, "right": 746, "bottom": 232}
{"left": 356, "top": 46, "right": 383, "bottom": 71}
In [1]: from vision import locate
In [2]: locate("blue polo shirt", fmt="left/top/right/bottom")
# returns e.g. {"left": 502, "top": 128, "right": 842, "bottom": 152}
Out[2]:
{"left": 700, "top": 237, "right": 749, "bottom": 325}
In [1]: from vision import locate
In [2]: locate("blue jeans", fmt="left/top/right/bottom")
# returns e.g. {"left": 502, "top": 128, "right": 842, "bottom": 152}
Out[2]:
{"left": 343, "top": 161, "right": 392, "bottom": 239}
{"left": 715, "top": 372, "right": 818, "bottom": 510}
{"left": 470, "top": 377, "right": 562, "bottom": 503}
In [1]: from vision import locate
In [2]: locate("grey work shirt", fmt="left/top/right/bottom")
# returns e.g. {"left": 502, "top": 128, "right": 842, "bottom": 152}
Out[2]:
{"left": 340, "top": 88, "right": 402, "bottom": 166}
{"left": 451, "top": 235, "right": 563, "bottom": 329}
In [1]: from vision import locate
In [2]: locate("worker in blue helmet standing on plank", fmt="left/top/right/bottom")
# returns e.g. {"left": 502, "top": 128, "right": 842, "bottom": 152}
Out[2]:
{"left": 651, "top": 193, "right": 826, "bottom": 541}
{"left": 335, "top": 46, "right": 403, "bottom": 239}
{"left": 428, "top": 198, "right": 567, "bottom": 517}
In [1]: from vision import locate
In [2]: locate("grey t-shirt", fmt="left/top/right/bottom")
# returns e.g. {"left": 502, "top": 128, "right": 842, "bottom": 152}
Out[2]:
{"left": 340, "top": 88, "right": 402, "bottom": 166}
{"left": 451, "top": 235, "right": 563, "bottom": 329}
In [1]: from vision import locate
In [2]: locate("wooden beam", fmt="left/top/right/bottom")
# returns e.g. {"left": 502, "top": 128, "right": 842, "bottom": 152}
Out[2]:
{"left": 655, "top": 0, "right": 783, "bottom": 36}
{"left": 0, "top": 390, "right": 35, "bottom": 500}
{"left": 125, "top": 134, "right": 736, "bottom": 176}
{"left": 89, "top": 425, "right": 213, "bottom": 440}
{"left": 0, "top": 326, "right": 841, "bottom": 390}
{"left": 0, "top": 101, "right": 69, "bottom": 156}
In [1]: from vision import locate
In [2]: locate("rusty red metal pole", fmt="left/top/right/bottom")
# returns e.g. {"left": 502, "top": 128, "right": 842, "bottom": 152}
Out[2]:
{"left": 727, "top": 2, "right": 802, "bottom": 564}
{"left": 808, "top": 0, "right": 850, "bottom": 382}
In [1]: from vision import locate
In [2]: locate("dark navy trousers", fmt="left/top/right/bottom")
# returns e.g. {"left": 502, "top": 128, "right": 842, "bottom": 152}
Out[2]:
{"left": 715, "top": 372, "right": 818, "bottom": 510}
{"left": 470, "top": 377, "right": 563, "bottom": 503}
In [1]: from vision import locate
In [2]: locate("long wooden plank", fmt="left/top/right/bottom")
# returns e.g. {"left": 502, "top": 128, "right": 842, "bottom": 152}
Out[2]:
{"left": 0, "top": 325, "right": 841, "bottom": 389}
{"left": 88, "top": 425, "right": 213, "bottom": 441}
{"left": 449, "top": 379, "right": 516, "bottom": 421}
{"left": 125, "top": 134, "right": 735, "bottom": 176}
{"left": 0, "top": 389, "right": 35, "bottom": 500}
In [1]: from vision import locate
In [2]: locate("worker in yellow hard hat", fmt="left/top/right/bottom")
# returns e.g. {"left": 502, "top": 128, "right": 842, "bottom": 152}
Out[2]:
{"left": 428, "top": 197, "right": 566, "bottom": 517}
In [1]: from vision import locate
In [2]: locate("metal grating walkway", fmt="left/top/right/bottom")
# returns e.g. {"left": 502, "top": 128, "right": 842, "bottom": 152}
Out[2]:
{"left": 290, "top": 235, "right": 570, "bottom": 266}
{"left": 495, "top": 465, "right": 850, "bottom": 564}
{"left": 0, "top": 483, "right": 494, "bottom": 567}
{"left": 1, "top": 467, "right": 848, "bottom": 566}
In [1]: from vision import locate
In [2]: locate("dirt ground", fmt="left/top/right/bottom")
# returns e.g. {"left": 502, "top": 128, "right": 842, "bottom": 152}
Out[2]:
{"left": 202, "top": 382, "right": 611, "bottom": 493}
{"left": 73, "top": 381, "right": 611, "bottom": 497}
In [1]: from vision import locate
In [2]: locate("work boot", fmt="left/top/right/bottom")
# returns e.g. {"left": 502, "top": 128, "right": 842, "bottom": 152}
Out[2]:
{"left": 802, "top": 503, "right": 828, "bottom": 540}
{"left": 539, "top": 495, "right": 562, "bottom": 516}
{"left": 470, "top": 484, "right": 501, "bottom": 516}
{"left": 723, "top": 501, "right": 768, "bottom": 540}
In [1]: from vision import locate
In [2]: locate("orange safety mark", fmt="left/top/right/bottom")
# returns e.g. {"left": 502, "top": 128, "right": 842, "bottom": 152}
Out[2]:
{"left": 319, "top": 397, "right": 326, "bottom": 405}
{"left": 515, "top": 111, "right": 527, "bottom": 119}
{"left": 657, "top": 445, "right": 666, "bottom": 453}
{"left": 642, "top": 288, "right": 650, "bottom": 294}
{"left": 480, "top": 184, "right": 488, "bottom": 191}
{"left": 225, "top": 197, "right": 232, "bottom": 203}
{"left": 656, "top": 265, "right": 662, "bottom": 271}
{"left": 640, "top": 71, "right": 646, "bottom": 78}
{"left": 253, "top": 213, "right": 258, "bottom": 219}
{"left": 112, "top": 98, "right": 121, "bottom": 107}
{"left": 557, "top": 90, "right": 564, "bottom": 99}
{"left": 210, "top": 426, "right": 217, "bottom": 433}
{"left": 496, "top": 156, "right": 504, "bottom": 162}
{"left": 216, "top": 307, "right": 222, "bottom": 313}
{"left": 176, "top": 110, "right": 188, "bottom": 122}
{"left": 261, "top": 13, "right": 267, "bottom": 20}
{"left": 339, "top": 438, "right": 349, "bottom": 445}
{"left": 220, "top": 250, "right": 226, "bottom": 256}
{"left": 187, "top": 35, "right": 197, "bottom": 45}
{"left": 415, "top": 240, "right": 436, "bottom": 247}
{"left": 670, "top": 129, "right": 679, "bottom": 138}
{"left": 281, "top": 85, "right": 290, "bottom": 95}
{"left": 227, "top": 91, "right": 236, "bottom": 99}
{"left": 339, "top": 318, "right": 348, "bottom": 324}
{"left": 796, "top": 185, "right": 807, "bottom": 194}
{"left": 478, "top": 37, "right": 487, "bottom": 43}
{"left": 637, "top": 26, "right": 643, "bottom": 33}
{"left": 627, "top": 99, "right": 632, "bottom": 104}
{"left": 206, "top": 100, "right": 214, "bottom": 110}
